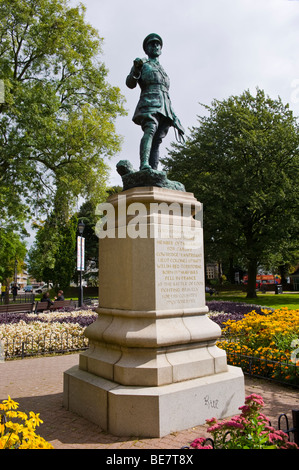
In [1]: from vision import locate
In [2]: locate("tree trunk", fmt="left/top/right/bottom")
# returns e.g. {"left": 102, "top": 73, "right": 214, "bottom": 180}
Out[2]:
{"left": 278, "top": 264, "right": 288, "bottom": 289}
{"left": 218, "top": 261, "right": 223, "bottom": 284}
{"left": 4, "top": 279, "right": 10, "bottom": 304}
{"left": 246, "top": 258, "right": 257, "bottom": 298}
{"left": 228, "top": 256, "right": 234, "bottom": 284}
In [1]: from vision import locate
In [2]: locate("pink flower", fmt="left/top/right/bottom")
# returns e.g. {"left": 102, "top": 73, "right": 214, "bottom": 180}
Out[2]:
{"left": 245, "top": 393, "right": 263, "bottom": 401}
{"left": 239, "top": 415, "right": 249, "bottom": 423}
{"left": 281, "top": 442, "right": 299, "bottom": 449}
{"left": 245, "top": 394, "right": 264, "bottom": 406}
{"left": 188, "top": 393, "right": 299, "bottom": 450}
{"left": 206, "top": 417, "right": 217, "bottom": 425}
{"left": 269, "top": 432, "right": 283, "bottom": 442}
{"left": 207, "top": 423, "right": 222, "bottom": 433}
{"left": 225, "top": 421, "right": 244, "bottom": 430}
{"left": 273, "top": 430, "right": 288, "bottom": 439}
{"left": 264, "top": 425, "right": 275, "bottom": 432}
{"left": 239, "top": 404, "right": 251, "bottom": 414}
{"left": 190, "top": 438, "right": 213, "bottom": 449}
{"left": 257, "top": 413, "right": 270, "bottom": 423}
{"left": 257, "top": 418, "right": 269, "bottom": 426}
{"left": 190, "top": 438, "right": 206, "bottom": 446}
{"left": 229, "top": 415, "right": 241, "bottom": 422}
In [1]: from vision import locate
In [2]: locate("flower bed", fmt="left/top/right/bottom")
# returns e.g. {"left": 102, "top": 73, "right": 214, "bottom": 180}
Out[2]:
{"left": 1, "top": 302, "right": 298, "bottom": 388}
{"left": 0, "top": 302, "right": 252, "bottom": 358}
{"left": 207, "top": 300, "right": 274, "bottom": 329}
{"left": 189, "top": 393, "right": 298, "bottom": 449}
{"left": 0, "top": 309, "right": 97, "bottom": 359}
{"left": 0, "top": 308, "right": 97, "bottom": 326}
{"left": 218, "top": 308, "right": 299, "bottom": 386}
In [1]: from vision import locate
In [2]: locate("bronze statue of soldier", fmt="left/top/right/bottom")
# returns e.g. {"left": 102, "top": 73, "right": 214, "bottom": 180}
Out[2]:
{"left": 126, "top": 33, "right": 185, "bottom": 171}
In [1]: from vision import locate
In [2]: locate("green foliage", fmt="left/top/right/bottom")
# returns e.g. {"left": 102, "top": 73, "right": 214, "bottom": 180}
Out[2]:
{"left": 51, "top": 214, "right": 77, "bottom": 290}
{"left": 77, "top": 199, "right": 100, "bottom": 265}
{"left": 75, "top": 188, "right": 123, "bottom": 286}
{"left": 0, "top": 229, "right": 26, "bottom": 284}
{"left": 0, "top": 0, "right": 126, "bottom": 224}
{"left": 27, "top": 212, "right": 78, "bottom": 290}
{"left": 164, "top": 89, "right": 299, "bottom": 297}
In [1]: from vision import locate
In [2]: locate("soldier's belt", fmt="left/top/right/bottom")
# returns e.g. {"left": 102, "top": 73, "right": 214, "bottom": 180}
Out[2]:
{"left": 145, "top": 84, "right": 169, "bottom": 94}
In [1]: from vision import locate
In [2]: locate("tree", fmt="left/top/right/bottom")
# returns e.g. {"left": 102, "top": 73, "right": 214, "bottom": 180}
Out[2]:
{"left": 77, "top": 200, "right": 99, "bottom": 265}
{"left": 262, "top": 244, "right": 299, "bottom": 289}
{"left": 76, "top": 187, "right": 123, "bottom": 287}
{"left": 27, "top": 211, "right": 78, "bottom": 291}
{"left": 0, "top": 228, "right": 27, "bottom": 302}
{"left": 0, "top": 0, "right": 126, "bottom": 224}
{"left": 163, "top": 89, "right": 299, "bottom": 297}
{"left": 50, "top": 214, "right": 77, "bottom": 290}
{"left": 0, "top": 195, "right": 28, "bottom": 302}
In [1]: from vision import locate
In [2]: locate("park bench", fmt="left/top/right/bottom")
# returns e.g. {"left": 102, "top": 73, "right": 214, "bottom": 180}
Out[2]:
{"left": 50, "top": 300, "right": 71, "bottom": 310}
{"left": 0, "top": 302, "right": 35, "bottom": 315}
{"left": 35, "top": 299, "right": 71, "bottom": 313}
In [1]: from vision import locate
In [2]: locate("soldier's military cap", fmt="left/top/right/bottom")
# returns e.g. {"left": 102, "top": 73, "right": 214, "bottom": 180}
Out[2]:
{"left": 143, "top": 33, "right": 163, "bottom": 52}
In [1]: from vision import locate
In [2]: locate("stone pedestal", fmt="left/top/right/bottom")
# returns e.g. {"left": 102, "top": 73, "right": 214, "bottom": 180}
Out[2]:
{"left": 63, "top": 187, "right": 244, "bottom": 437}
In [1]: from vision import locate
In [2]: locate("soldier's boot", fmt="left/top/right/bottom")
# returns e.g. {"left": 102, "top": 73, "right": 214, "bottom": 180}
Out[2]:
{"left": 149, "top": 137, "right": 162, "bottom": 170}
{"left": 140, "top": 132, "right": 153, "bottom": 170}
{"left": 140, "top": 154, "right": 151, "bottom": 170}
{"left": 149, "top": 120, "right": 170, "bottom": 170}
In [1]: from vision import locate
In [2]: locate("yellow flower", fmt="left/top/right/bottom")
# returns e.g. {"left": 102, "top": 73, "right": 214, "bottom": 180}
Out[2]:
{"left": 220, "top": 308, "right": 299, "bottom": 384}
{"left": 16, "top": 411, "right": 28, "bottom": 421}
{"left": 6, "top": 410, "right": 18, "bottom": 419}
{"left": 28, "top": 411, "right": 43, "bottom": 427}
{"left": 0, "top": 396, "right": 53, "bottom": 449}
{"left": 0, "top": 423, "right": 5, "bottom": 435}
{"left": 2, "top": 396, "right": 19, "bottom": 410}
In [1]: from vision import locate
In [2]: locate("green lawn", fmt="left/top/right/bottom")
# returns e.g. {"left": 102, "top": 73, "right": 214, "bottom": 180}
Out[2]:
{"left": 206, "top": 291, "right": 299, "bottom": 310}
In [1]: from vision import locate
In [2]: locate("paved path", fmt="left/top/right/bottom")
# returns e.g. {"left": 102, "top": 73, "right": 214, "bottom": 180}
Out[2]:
{"left": 0, "top": 354, "right": 298, "bottom": 449}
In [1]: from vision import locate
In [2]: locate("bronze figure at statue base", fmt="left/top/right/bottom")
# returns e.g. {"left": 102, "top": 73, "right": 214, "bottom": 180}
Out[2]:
{"left": 116, "top": 159, "right": 185, "bottom": 192}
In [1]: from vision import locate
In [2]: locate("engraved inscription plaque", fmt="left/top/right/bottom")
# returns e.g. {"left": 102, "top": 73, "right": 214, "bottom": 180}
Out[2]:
{"left": 155, "top": 225, "right": 205, "bottom": 311}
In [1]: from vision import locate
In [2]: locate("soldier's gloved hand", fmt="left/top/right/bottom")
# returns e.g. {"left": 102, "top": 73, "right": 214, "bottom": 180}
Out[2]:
{"left": 133, "top": 58, "right": 143, "bottom": 75}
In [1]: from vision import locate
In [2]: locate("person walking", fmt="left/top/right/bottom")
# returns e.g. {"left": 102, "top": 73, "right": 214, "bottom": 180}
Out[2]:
{"left": 12, "top": 283, "right": 18, "bottom": 302}
{"left": 1, "top": 284, "right": 6, "bottom": 304}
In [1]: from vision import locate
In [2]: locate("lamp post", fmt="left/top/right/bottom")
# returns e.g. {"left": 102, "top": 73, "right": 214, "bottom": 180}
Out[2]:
{"left": 77, "top": 220, "right": 85, "bottom": 307}
{"left": 14, "top": 258, "right": 18, "bottom": 284}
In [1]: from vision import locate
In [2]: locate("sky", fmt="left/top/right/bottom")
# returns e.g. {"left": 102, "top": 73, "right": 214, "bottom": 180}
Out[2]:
{"left": 70, "top": 0, "right": 299, "bottom": 186}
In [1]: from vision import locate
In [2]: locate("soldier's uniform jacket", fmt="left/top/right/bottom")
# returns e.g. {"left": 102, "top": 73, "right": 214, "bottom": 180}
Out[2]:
{"left": 126, "top": 58, "right": 178, "bottom": 127}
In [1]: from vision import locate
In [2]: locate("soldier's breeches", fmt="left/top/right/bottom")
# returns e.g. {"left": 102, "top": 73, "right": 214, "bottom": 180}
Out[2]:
{"left": 140, "top": 118, "right": 170, "bottom": 170}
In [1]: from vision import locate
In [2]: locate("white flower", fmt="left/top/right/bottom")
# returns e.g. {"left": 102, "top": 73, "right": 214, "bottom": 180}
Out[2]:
{"left": 1, "top": 309, "right": 95, "bottom": 357}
